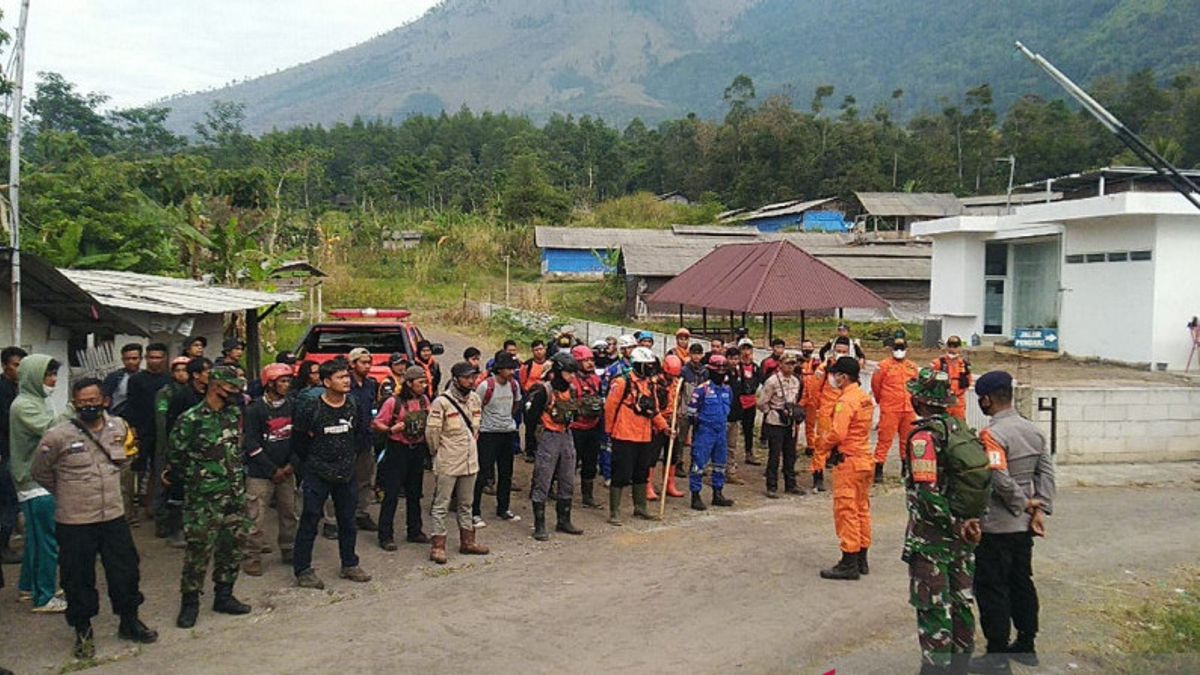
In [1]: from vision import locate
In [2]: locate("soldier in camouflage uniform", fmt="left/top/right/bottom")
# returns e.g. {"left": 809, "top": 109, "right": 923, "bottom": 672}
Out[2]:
{"left": 903, "top": 369, "right": 982, "bottom": 674}
{"left": 165, "top": 366, "right": 253, "bottom": 629}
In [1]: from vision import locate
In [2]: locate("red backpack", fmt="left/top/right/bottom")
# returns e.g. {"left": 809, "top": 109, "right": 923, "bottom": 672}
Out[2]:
{"left": 482, "top": 376, "right": 520, "bottom": 415}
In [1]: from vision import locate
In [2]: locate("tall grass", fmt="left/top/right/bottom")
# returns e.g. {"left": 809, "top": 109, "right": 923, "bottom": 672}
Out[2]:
{"left": 569, "top": 192, "right": 725, "bottom": 229}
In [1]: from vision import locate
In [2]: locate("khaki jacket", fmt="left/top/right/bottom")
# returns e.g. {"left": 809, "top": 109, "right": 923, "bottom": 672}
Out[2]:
{"left": 425, "top": 387, "right": 482, "bottom": 477}
{"left": 31, "top": 413, "right": 129, "bottom": 525}
{"left": 756, "top": 372, "right": 802, "bottom": 427}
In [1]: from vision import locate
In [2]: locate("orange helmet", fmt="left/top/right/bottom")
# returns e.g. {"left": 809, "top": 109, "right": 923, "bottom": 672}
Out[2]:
{"left": 663, "top": 354, "right": 683, "bottom": 377}
{"left": 260, "top": 363, "right": 293, "bottom": 387}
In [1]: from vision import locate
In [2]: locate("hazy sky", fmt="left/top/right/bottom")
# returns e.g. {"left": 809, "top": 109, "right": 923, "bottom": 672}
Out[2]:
{"left": 2, "top": 0, "right": 440, "bottom": 109}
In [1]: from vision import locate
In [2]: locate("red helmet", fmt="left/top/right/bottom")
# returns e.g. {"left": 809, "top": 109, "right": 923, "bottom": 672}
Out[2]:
{"left": 707, "top": 354, "right": 728, "bottom": 370}
{"left": 663, "top": 354, "right": 683, "bottom": 377}
{"left": 570, "top": 345, "right": 594, "bottom": 361}
{"left": 260, "top": 363, "right": 293, "bottom": 387}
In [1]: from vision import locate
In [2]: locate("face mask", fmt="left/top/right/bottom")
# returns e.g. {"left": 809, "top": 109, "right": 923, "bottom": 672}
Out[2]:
{"left": 43, "top": 385, "right": 55, "bottom": 396}
{"left": 77, "top": 406, "right": 104, "bottom": 423}
{"left": 893, "top": 349, "right": 907, "bottom": 360}
{"left": 801, "top": 350, "right": 813, "bottom": 359}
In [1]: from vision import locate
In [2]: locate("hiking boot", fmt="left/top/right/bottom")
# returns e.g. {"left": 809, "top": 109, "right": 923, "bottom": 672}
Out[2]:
{"left": 608, "top": 486, "right": 624, "bottom": 526}
{"left": 580, "top": 480, "right": 601, "bottom": 508}
{"left": 118, "top": 614, "right": 158, "bottom": 644}
{"left": 819, "top": 552, "right": 861, "bottom": 580}
{"left": 340, "top": 566, "right": 372, "bottom": 582}
{"left": 555, "top": 499, "right": 583, "bottom": 535}
{"left": 429, "top": 535, "right": 448, "bottom": 564}
{"left": 322, "top": 523, "right": 338, "bottom": 540}
{"left": 724, "top": 473, "right": 746, "bottom": 485}
{"left": 691, "top": 491, "right": 707, "bottom": 511}
{"left": 532, "top": 502, "right": 550, "bottom": 541}
{"left": 967, "top": 652, "right": 1011, "bottom": 674}
{"left": 857, "top": 548, "right": 869, "bottom": 575}
{"left": 355, "top": 513, "right": 378, "bottom": 532}
{"left": 1005, "top": 635, "right": 1039, "bottom": 667}
{"left": 73, "top": 623, "right": 95, "bottom": 659}
{"left": 296, "top": 568, "right": 325, "bottom": 589}
{"left": 241, "top": 558, "right": 263, "bottom": 576}
{"left": 407, "top": 532, "right": 431, "bottom": 544}
{"left": 812, "top": 471, "right": 826, "bottom": 492}
{"left": 176, "top": 592, "right": 200, "bottom": 628}
{"left": 212, "top": 583, "right": 251, "bottom": 615}
{"left": 711, "top": 489, "right": 734, "bottom": 507}
{"left": 873, "top": 463, "right": 884, "bottom": 484}
{"left": 459, "top": 527, "right": 490, "bottom": 555}
{"left": 632, "top": 485, "right": 653, "bottom": 520}
{"left": 786, "top": 485, "right": 806, "bottom": 495}
{"left": 379, "top": 539, "right": 399, "bottom": 552}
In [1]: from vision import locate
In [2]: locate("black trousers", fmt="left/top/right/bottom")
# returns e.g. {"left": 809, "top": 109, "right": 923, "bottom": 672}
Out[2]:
{"left": 475, "top": 431, "right": 516, "bottom": 516}
{"left": 974, "top": 531, "right": 1039, "bottom": 651}
{"left": 611, "top": 439, "right": 656, "bottom": 488}
{"left": 764, "top": 423, "right": 797, "bottom": 491}
{"left": 739, "top": 408, "right": 756, "bottom": 457}
{"left": 523, "top": 410, "right": 539, "bottom": 458}
{"left": 294, "top": 473, "right": 358, "bottom": 574}
{"left": 57, "top": 518, "right": 144, "bottom": 629}
{"left": 378, "top": 441, "right": 426, "bottom": 542}
{"left": 572, "top": 425, "right": 603, "bottom": 481}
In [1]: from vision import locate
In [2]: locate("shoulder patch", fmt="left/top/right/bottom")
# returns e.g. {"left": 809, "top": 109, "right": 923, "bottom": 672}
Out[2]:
{"left": 908, "top": 431, "right": 938, "bottom": 484}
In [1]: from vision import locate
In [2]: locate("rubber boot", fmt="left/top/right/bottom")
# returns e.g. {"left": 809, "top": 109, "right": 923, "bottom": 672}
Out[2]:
{"left": 532, "top": 502, "right": 550, "bottom": 541}
{"left": 212, "top": 583, "right": 251, "bottom": 615}
{"left": 690, "top": 491, "right": 707, "bottom": 511}
{"left": 632, "top": 484, "right": 653, "bottom": 519}
{"left": 608, "top": 486, "right": 624, "bottom": 525}
{"left": 580, "top": 479, "right": 600, "bottom": 509}
{"left": 555, "top": 499, "right": 583, "bottom": 535}
{"left": 873, "top": 462, "right": 884, "bottom": 484}
{"left": 459, "top": 527, "right": 490, "bottom": 555}
{"left": 665, "top": 472, "right": 685, "bottom": 498}
{"left": 812, "top": 471, "right": 826, "bottom": 492}
{"left": 429, "top": 534, "right": 447, "bottom": 564}
{"left": 176, "top": 592, "right": 200, "bottom": 628}
{"left": 645, "top": 468, "right": 659, "bottom": 502}
{"left": 858, "top": 548, "right": 869, "bottom": 575}
{"left": 819, "top": 552, "right": 861, "bottom": 580}
{"left": 711, "top": 488, "right": 734, "bottom": 507}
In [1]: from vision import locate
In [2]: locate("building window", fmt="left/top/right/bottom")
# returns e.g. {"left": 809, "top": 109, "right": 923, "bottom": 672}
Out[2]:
{"left": 985, "top": 242, "right": 1008, "bottom": 276}
{"left": 984, "top": 279, "right": 1005, "bottom": 335}
{"left": 1065, "top": 254, "right": 1084, "bottom": 264}
{"left": 1107, "top": 252, "right": 1128, "bottom": 262}
{"left": 1130, "top": 250, "right": 1152, "bottom": 261}
{"left": 1085, "top": 253, "right": 1106, "bottom": 263}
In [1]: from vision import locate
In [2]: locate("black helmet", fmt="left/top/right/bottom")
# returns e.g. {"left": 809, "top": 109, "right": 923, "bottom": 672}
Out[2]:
{"left": 549, "top": 352, "right": 580, "bottom": 375}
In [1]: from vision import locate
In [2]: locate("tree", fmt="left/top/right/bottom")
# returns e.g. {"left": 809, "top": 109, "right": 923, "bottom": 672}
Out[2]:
{"left": 109, "top": 106, "right": 187, "bottom": 156}
{"left": 500, "top": 153, "right": 571, "bottom": 223}
{"left": 723, "top": 74, "right": 757, "bottom": 125}
{"left": 26, "top": 72, "right": 114, "bottom": 154}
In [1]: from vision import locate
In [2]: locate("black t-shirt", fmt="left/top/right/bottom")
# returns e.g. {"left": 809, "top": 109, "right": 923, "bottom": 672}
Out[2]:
{"left": 126, "top": 370, "right": 171, "bottom": 446}
{"left": 292, "top": 396, "right": 358, "bottom": 483}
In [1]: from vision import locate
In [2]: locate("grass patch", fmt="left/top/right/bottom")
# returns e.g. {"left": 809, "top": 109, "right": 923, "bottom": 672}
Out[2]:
{"left": 1117, "top": 571, "right": 1200, "bottom": 655}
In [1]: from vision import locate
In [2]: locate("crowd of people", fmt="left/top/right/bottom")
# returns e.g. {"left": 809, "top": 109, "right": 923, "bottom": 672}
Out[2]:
{"left": 0, "top": 324, "right": 1055, "bottom": 674}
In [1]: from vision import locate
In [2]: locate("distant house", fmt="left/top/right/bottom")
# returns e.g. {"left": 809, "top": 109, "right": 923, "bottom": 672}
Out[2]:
{"left": 534, "top": 227, "right": 638, "bottom": 278}
{"left": 853, "top": 192, "right": 963, "bottom": 235}
{"left": 727, "top": 197, "right": 851, "bottom": 233}
{"left": 656, "top": 191, "right": 693, "bottom": 206}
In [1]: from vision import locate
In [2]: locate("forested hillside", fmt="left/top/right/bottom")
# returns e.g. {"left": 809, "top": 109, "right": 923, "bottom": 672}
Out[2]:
{"left": 161, "top": 0, "right": 1200, "bottom": 133}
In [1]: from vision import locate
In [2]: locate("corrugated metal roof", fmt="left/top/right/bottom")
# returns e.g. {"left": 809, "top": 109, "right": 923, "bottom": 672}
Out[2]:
{"left": 670, "top": 224, "right": 759, "bottom": 236}
{"left": 0, "top": 249, "right": 146, "bottom": 335}
{"left": 647, "top": 241, "right": 888, "bottom": 313}
{"left": 734, "top": 197, "right": 840, "bottom": 221}
{"left": 856, "top": 192, "right": 963, "bottom": 217}
{"left": 62, "top": 269, "right": 302, "bottom": 316}
{"left": 623, "top": 239, "right": 930, "bottom": 280}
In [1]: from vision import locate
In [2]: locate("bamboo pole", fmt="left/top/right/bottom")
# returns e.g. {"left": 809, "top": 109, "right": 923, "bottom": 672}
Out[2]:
{"left": 659, "top": 377, "right": 685, "bottom": 520}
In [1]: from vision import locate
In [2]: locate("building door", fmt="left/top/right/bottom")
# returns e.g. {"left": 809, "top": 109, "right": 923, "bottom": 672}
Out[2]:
{"left": 983, "top": 242, "right": 1007, "bottom": 335}
{"left": 1011, "top": 239, "right": 1061, "bottom": 330}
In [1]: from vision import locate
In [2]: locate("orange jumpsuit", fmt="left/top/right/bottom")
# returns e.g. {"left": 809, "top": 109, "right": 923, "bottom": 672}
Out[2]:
{"left": 820, "top": 382, "right": 875, "bottom": 555}
{"left": 871, "top": 357, "right": 920, "bottom": 464}
{"left": 931, "top": 356, "right": 971, "bottom": 420}
{"left": 800, "top": 357, "right": 822, "bottom": 454}
{"left": 809, "top": 361, "right": 843, "bottom": 472}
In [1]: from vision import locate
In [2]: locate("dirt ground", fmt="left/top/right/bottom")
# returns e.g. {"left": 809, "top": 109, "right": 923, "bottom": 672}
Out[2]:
{"left": 2, "top": 328, "right": 1197, "bottom": 674}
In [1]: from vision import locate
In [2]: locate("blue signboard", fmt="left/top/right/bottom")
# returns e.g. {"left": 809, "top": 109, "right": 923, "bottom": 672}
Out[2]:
{"left": 1013, "top": 328, "right": 1059, "bottom": 351}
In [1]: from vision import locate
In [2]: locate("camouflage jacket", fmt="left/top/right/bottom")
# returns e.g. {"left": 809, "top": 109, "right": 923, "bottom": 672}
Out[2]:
{"left": 902, "top": 414, "right": 969, "bottom": 563}
{"left": 167, "top": 400, "right": 245, "bottom": 499}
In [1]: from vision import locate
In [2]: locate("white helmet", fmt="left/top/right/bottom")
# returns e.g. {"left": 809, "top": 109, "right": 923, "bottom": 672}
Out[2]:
{"left": 631, "top": 347, "right": 657, "bottom": 364}
{"left": 591, "top": 339, "right": 607, "bottom": 351}
{"left": 617, "top": 334, "right": 638, "bottom": 350}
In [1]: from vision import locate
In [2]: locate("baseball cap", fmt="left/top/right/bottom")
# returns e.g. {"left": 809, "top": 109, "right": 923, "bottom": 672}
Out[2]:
{"left": 675, "top": 327, "right": 691, "bottom": 338}
{"left": 974, "top": 371, "right": 1014, "bottom": 397}
{"left": 348, "top": 347, "right": 372, "bottom": 363}
{"left": 450, "top": 361, "right": 479, "bottom": 379}
{"left": 222, "top": 337, "right": 245, "bottom": 352}
{"left": 404, "top": 365, "right": 427, "bottom": 382}
{"left": 737, "top": 338, "right": 754, "bottom": 349}
{"left": 829, "top": 356, "right": 860, "bottom": 379}
{"left": 170, "top": 356, "right": 191, "bottom": 369}
{"left": 388, "top": 351, "right": 408, "bottom": 366}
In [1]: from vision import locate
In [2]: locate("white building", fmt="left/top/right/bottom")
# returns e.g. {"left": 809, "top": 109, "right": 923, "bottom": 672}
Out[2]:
{"left": 915, "top": 172, "right": 1200, "bottom": 371}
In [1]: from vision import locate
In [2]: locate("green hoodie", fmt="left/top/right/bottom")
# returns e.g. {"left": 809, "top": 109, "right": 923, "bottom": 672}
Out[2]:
{"left": 8, "top": 354, "right": 59, "bottom": 493}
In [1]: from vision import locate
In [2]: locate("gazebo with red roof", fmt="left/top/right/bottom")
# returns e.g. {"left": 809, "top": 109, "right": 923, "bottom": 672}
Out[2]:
{"left": 646, "top": 240, "right": 889, "bottom": 341}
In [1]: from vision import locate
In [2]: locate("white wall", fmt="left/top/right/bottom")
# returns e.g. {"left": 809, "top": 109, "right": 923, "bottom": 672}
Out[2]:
{"left": 1059, "top": 215, "right": 1156, "bottom": 365}
{"left": 114, "top": 312, "right": 226, "bottom": 359}
{"left": 0, "top": 295, "right": 72, "bottom": 413}
{"left": 1151, "top": 215, "right": 1200, "bottom": 370}
{"left": 928, "top": 233, "right": 985, "bottom": 321}
{"left": 1030, "top": 385, "right": 1200, "bottom": 463}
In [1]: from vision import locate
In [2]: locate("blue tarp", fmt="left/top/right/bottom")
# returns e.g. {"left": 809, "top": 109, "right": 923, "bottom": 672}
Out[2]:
{"left": 802, "top": 210, "right": 851, "bottom": 232}
{"left": 541, "top": 248, "right": 615, "bottom": 275}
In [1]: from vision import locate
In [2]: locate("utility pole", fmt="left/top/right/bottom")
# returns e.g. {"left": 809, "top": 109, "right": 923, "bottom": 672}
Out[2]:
{"left": 504, "top": 254, "right": 511, "bottom": 305}
{"left": 995, "top": 155, "right": 1016, "bottom": 213}
{"left": 7, "top": 0, "right": 30, "bottom": 346}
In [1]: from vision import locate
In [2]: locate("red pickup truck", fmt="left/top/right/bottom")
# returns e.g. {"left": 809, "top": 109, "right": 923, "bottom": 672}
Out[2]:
{"left": 294, "top": 309, "right": 444, "bottom": 383}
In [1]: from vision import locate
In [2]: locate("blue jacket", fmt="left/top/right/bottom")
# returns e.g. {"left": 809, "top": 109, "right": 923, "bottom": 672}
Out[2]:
{"left": 348, "top": 375, "right": 378, "bottom": 449}
{"left": 687, "top": 381, "right": 732, "bottom": 430}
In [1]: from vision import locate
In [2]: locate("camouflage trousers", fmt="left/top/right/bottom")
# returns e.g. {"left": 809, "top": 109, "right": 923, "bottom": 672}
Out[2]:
{"left": 909, "top": 552, "right": 976, "bottom": 668}
{"left": 181, "top": 492, "right": 251, "bottom": 594}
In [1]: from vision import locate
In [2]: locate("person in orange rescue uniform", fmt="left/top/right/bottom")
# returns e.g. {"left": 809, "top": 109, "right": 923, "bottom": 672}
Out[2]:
{"left": 931, "top": 335, "right": 972, "bottom": 420}
{"left": 807, "top": 337, "right": 852, "bottom": 493}
{"left": 818, "top": 356, "right": 877, "bottom": 581}
{"left": 798, "top": 339, "right": 822, "bottom": 460}
{"left": 871, "top": 336, "right": 920, "bottom": 484}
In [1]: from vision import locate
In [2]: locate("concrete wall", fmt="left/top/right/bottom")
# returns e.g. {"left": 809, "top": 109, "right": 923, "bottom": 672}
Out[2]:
{"left": 1059, "top": 215, "right": 1156, "bottom": 365}
{"left": 1151, "top": 215, "right": 1200, "bottom": 370}
{"left": 0, "top": 297, "right": 72, "bottom": 413}
{"left": 1022, "top": 386, "right": 1200, "bottom": 463}
{"left": 928, "top": 233, "right": 985, "bottom": 330}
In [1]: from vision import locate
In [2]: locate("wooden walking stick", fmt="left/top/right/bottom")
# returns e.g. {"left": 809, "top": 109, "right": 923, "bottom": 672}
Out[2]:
{"left": 659, "top": 378, "right": 685, "bottom": 520}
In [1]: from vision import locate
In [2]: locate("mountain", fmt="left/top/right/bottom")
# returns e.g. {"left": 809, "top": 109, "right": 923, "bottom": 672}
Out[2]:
{"left": 162, "top": 0, "right": 1200, "bottom": 134}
